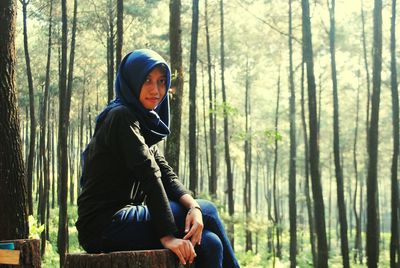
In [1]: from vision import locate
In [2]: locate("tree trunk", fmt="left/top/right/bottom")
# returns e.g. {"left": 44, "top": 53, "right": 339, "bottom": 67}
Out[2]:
{"left": 220, "top": 0, "right": 235, "bottom": 246}
{"left": 244, "top": 58, "right": 252, "bottom": 252}
{"left": 288, "top": 0, "right": 297, "bottom": 265}
{"left": 57, "top": 0, "right": 70, "bottom": 265}
{"left": 0, "top": 0, "right": 29, "bottom": 240}
{"left": 21, "top": 0, "right": 36, "bottom": 217}
{"left": 39, "top": 0, "right": 53, "bottom": 255}
{"left": 166, "top": 0, "right": 184, "bottom": 174}
{"left": 0, "top": 239, "right": 41, "bottom": 267}
{"left": 116, "top": 0, "right": 123, "bottom": 68}
{"left": 327, "top": 0, "right": 350, "bottom": 266}
{"left": 205, "top": 0, "right": 217, "bottom": 198}
{"left": 273, "top": 73, "right": 281, "bottom": 259}
{"left": 301, "top": 0, "right": 329, "bottom": 266}
{"left": 65, "top": 249, "right": 189, "bottom": 268}
{"left": 107, "top": 0, "right": 115, "bottom": 103}
{"left": 189, "top": 0, "right": 199, "bottom": 196}
{"left": 389, "top": 0, "right": 399, "bottom": 266}
{"left": 201, "top": 63, "right": 210, "bottom": 191}
{"left": 300, "top": 61, "right": 317, "bottom": 267}
{"left": 366, "top": 0, "right": 382, "bottom": 266}
{"left": 353, "top": 77, "right": 362, "bottom": 263}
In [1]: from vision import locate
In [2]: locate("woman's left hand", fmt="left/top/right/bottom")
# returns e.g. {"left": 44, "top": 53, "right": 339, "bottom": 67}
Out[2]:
{"left": 183, "top": 207, "right": 204, "bottom": 246}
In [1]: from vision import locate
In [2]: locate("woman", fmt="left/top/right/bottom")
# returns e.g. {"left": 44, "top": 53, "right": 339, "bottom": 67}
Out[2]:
{"left": 76, "top": 49, "right": 240, "bottom": 268}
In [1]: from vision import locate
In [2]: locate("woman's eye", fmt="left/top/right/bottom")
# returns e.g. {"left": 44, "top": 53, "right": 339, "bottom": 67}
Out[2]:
{"left": 159, "top": 79, "right": 166, "bottom": 85}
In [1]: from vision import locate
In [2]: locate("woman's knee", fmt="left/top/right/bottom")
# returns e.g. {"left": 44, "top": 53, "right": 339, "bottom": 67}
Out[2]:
{"left": 197, "top": 199, "right": 219, "bottom": 217}
{"left": 199, "top": 230, "right": 223, "bottom": 253}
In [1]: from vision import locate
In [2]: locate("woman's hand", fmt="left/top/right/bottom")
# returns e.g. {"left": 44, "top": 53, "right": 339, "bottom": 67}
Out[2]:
{"left": 183, "top": 207, "right": 204, "bottom": 246}
{"left": 160, "top": 235, "right": 196, "bottom": 265}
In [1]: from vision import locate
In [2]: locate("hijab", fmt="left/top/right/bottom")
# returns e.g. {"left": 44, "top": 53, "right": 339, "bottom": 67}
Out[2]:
{"left": 96, "top": 48, "right": 171, "bottom": 146}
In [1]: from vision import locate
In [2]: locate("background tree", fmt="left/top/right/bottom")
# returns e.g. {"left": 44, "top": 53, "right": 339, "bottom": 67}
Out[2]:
{"left": 57, "top": 0, "right": 70, "bottom": 265}
{"left": 20, "top": 0, "right": 36, "bottom": 216}
{"left": 188, "top": 0, "right": 199, "bottom": 196}
{"left": 327, "top": 0, "right": 350, "bottom": 266}
{"left": 301, "top": 0, "right": 328, "bottom": 265}
{"left": 166, "top": 0, "right": 184, "bottom": 174}
{"left": 389, "top": 0, "right": 399, "bottom": 265}
{"left": 288, "top": 0, "right": 297, "bottom": 266}
{"left": 0, "top": 0, "right": 29, "bottom": 240}
{"left": 116, "top": 0, "right": 123, "bottom": 68}
{"left": 204, "top": 0, "right": 217, "bottom": 198}
{"left": 366, "top": 0, "right": 382, "bottom": 266}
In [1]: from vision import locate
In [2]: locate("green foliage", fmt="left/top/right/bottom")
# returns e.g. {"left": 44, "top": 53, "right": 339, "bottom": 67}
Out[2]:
{"left": 28, "top": 215, "right": 44, "bottom": 240}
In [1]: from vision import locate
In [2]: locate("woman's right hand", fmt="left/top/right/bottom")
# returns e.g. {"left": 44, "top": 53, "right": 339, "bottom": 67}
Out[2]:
{"left": 160, "top": 235, "right": 196, "bottom": 265}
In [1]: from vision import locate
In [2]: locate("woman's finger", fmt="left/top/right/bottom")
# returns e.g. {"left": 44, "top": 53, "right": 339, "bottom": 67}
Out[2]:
{"left": 185, "top": 214, "right": 192, "bottom": 233}
{"left": 183, "top": 224, "right": 197, "bottom": 240}
{"left": 173, "top": 248, "right": 186, "bottom": 265}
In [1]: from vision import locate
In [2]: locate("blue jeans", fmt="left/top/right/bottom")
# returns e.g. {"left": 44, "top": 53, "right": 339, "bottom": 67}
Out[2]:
{"left": 98, "top": 199, "right": 240, "bottom": 268}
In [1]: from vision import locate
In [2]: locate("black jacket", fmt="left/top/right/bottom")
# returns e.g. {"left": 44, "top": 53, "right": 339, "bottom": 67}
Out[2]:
{"left": 76, "top": 106, "right": 190, "bottom": 244}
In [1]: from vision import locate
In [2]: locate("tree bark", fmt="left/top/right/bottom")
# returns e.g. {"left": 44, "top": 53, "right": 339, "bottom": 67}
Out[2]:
{"left": 57, "top": 0, "right": 70, "bottom": 265}
{"left": 39, "top": 0, "right": 53, "bottom": 255}
{"left": 366, "top": 0, "right": 382, "bottom": 266}
{"left": 288, "top": 0, "right": 297, "bottom": 265}
{"left": 107, "top": 0, "right": 115, "bottom": 103}
{"left": 166, "top": 0, "right": 184, "bottom": 174}
{"left": 273, "top": 73, "right": 281, "bottom": 258}
{"left": 0, "top": 0, "right": 29, "bottom": 240}
{"left": 301, "top": 61, "right": 317, "bottom": 266}
{"left": 327, "top": 0, "right": 350, "bottom": 266}
{"left": 244, "top": 58, "right": 252, "bottom": 252}
{"left": 220, "top": 0, "right": 235, "bottom": 246}
{"left": 301, "top": 0, "right": 329, "bottom": 266}
{"left": 116, "top": 0, "right": 123, "bottom": 68}
{"left": 389, "top": 0, "right": 399, "bottom": 266}
{"left": 205, "top": 0, "right": 217, "bottom": 198}
{"left": 65, "top": 249, "right": 189, "bottom": 268}
{"left": 189, "top": 0, "right": 199, "bottom": 196}
{"left": 353, "top": 77, "right": 363, "bottom": 264}
{"left": 21, "top": 0, "right": 36, "bottom": 217}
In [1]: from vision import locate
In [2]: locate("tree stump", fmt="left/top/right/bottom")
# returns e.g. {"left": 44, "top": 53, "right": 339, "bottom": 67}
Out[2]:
{"left": 65, "top": 249, "right": 194, "bottom": 268}
{"left": 0, "top": 239, "right": 40, "bottom": 268}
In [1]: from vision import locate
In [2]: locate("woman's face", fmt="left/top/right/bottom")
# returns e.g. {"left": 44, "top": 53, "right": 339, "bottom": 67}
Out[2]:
{"left": 139, "top": 66, "right": 167, "bottom": 110}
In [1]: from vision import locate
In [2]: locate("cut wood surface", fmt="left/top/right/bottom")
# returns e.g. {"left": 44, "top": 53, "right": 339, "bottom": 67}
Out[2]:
{"left": 0, "top": 239, "right": 40, "bottom": 268}
{"left": 65, "top": 249, "right": 193, "bottom": 268}
{"left": 0, "top": 249, "right": 20, "bottom": 265}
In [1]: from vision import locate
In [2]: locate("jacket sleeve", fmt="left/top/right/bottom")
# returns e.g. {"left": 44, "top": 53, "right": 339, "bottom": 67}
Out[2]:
{"left": 107, "top": 108, "right": 177, "bottom": 238}
{"left": 152, "top": 145, "right": 191, "bottom": 201}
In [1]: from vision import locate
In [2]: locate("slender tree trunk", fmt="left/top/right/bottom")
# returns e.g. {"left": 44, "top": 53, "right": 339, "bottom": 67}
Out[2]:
{"left": 189, "top": 0, "right": 199, "bottom": 196}
{"left": 107, "top": 0, "right": 114, "bottom": 103}
{"left": 361, "top": 0, "right": 371, "bottom": 136}
{"left": 0, "top": 0, "right": 29, "bottom": 240}
{"left": 301, "top": 61, "right": 317, "bottom": 267}
{"left": 366, "top": 0, "right": 382, "bottom": 266}
{"left": 57, "top": 0, "right": 70, "bottom": 265}
{"left": 201, "top": 63, "right": 210, "bottom": 188}
{"left": 273, "top": 73, "right": 281, "bottom": 259}
{"left": 116, "top": 0, "right": 123, "bottom": 68}
{"left": 220, "top": 0, "right": 235, "bottom": 246}
{"left": 327, "top": 0, "right": 349, "bottom": 266}
{"left": 166, "top": 0, "right": 184, "bottom": 174}
{"left": 288, "top": 0, "right": 297, "bottom": 265}
{"left": 353, "top": 77, "right": 362, "bottom": 263}
{"left": 389, "top": 0, "right": 399, "bottom": 266}
{"left": 205, "top": 0, "right": 217, "bottom": 197}
{"left": 301, "top": 0, "right": 329, "bottom": 266}
{"left": 40, "top": 0, "right": 53, "bottom": 253}
{"left": 21, "top": 0, "right": 36, "bottom": 216}
{"left": 244, "top": 58, "right": 252, "bottom": 252}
